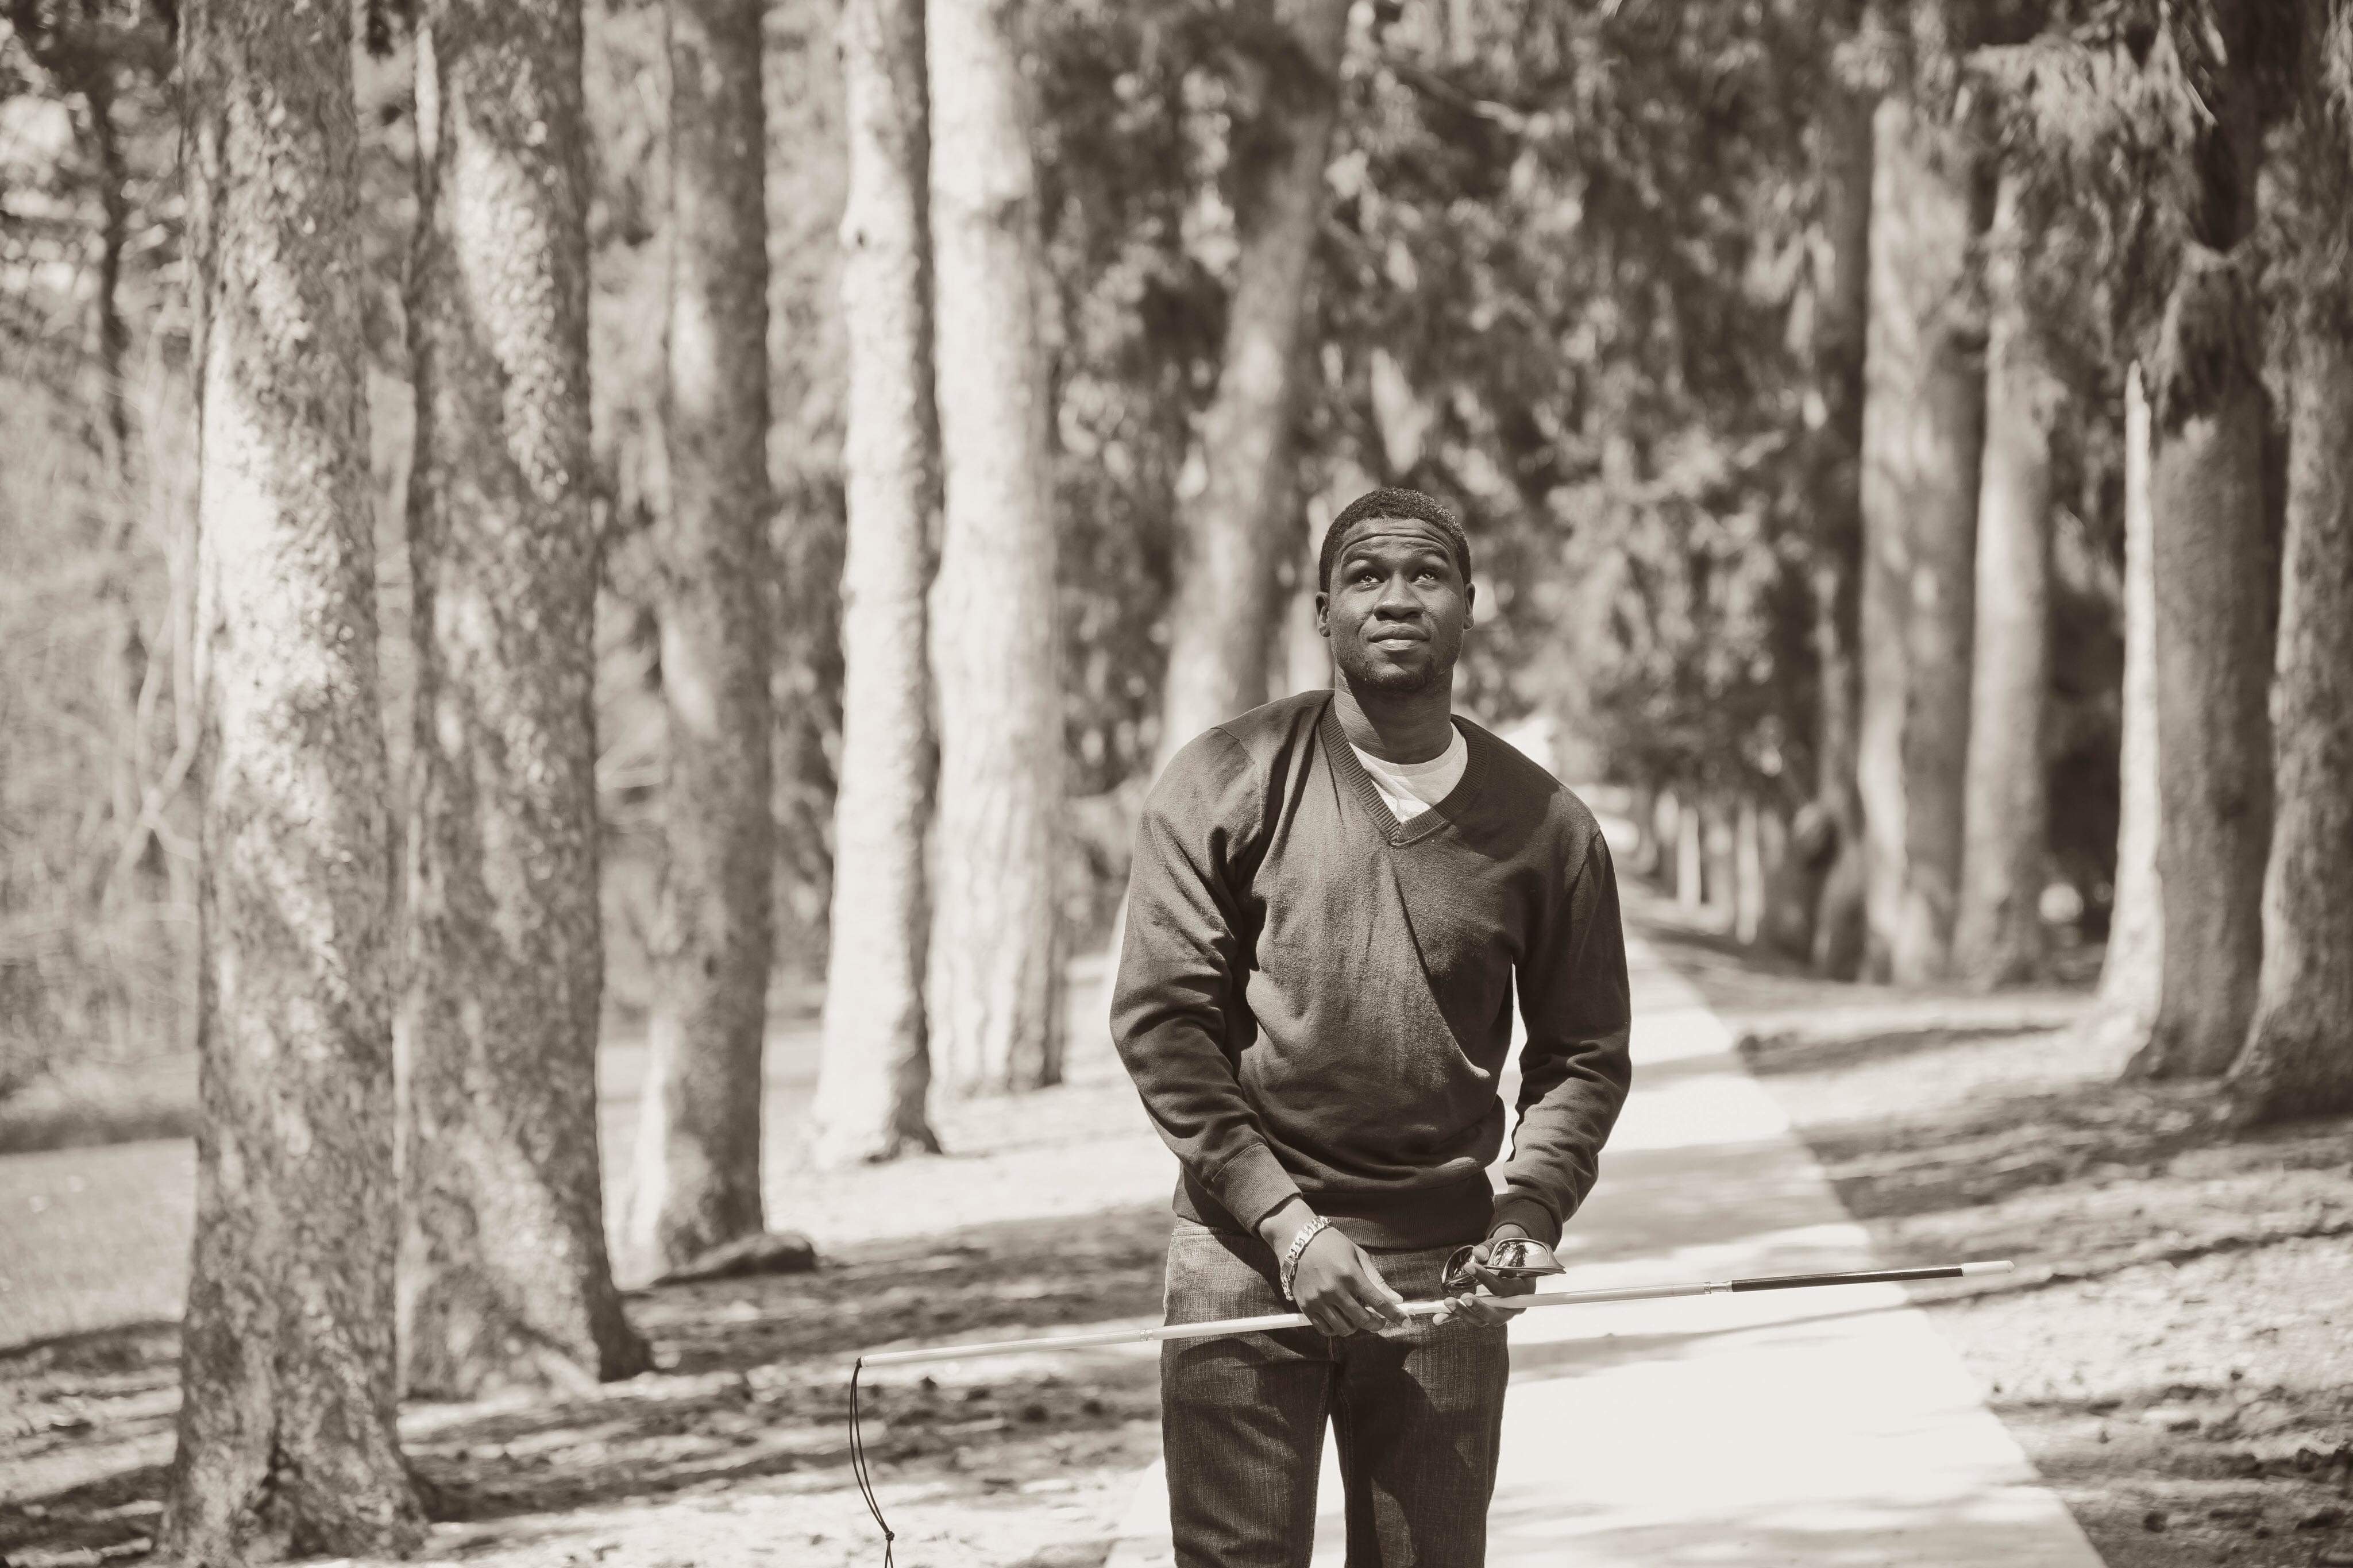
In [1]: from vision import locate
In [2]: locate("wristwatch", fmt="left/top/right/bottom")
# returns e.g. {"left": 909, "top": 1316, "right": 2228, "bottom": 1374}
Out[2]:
{"left": 1277, "top": 1215, "right": 1332, "bottom": 1304}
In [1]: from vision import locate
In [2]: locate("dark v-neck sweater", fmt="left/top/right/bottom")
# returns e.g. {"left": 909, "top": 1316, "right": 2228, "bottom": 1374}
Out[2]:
{"left": 1110, "top": 690, "right": 1633, "bottom": 1250}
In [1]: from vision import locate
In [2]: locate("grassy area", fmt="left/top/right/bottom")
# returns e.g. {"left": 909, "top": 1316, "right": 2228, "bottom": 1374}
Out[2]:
{"left": 1636, "top": 892, "right": 2353, "bottom": 1568}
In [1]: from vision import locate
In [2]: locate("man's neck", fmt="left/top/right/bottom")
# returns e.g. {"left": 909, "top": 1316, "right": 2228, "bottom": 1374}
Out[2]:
{"left": 1330, "top": 677, "right": 1455, "bottom": 764}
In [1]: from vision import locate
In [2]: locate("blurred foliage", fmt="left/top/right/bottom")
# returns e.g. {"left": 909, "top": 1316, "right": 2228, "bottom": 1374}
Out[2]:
{"left": 17, "top": 0, "right": 2333, "bottom": 1085}
{"left": 0, "top": 7, "right": 187, "bottom": 1091}
{"left": 1303, "top": 0, "right": 1824, "bottom": 801}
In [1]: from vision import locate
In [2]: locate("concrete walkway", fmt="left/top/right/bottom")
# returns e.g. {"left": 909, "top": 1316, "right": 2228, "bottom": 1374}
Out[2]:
{"left": 1104, "top": 932, "right": 2107, "bottom": 1567}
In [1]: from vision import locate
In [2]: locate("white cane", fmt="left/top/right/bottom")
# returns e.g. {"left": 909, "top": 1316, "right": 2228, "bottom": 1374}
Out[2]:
{"left": 856, "top": 1259, "right": 2015, "bottom": 1367}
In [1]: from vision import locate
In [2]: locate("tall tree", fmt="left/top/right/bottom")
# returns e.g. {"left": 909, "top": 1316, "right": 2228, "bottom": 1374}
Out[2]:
{"left": 811, "top": 0, "right": 943, "bottom": 1164}
{"left": 403, "top": 0, "right": 648, "bottom": 1393}
{"left": 1798, "top": 4, "right": 1874, "bottom": 980}
{"left": 2084, "top": 362, "right": 2162, "bottom": 1057}
{"left": 924, "top": 0, "right": 1067, "bottom": 1094}
{"left": 5, "top": 0, "right": 142, "bottom": 451}
{"left": 1953, "top": 167, "right": 2057, "bottom": 986}
{"left": 1153, "top": 0, "right": 1352, "bottom": 766}
{"left": 2126, "top": 6, "right": 2272, "bottom": 1082}
{"left": 164, "top": 0, "right": 424, "bottom": 1556}
{"left": 2229, "top": 0, "right": 2353, "bottom": 1122}
{"left": 1855, "top": 80, "right": 1987, "bottom": 985}
{"left": 624, "top": 0, "right": 778, "bottom": 1277}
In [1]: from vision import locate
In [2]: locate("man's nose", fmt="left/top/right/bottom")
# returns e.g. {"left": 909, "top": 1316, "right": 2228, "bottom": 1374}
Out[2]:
{"left": 1374, "top": 574, "right": 1421, "bottom": 612}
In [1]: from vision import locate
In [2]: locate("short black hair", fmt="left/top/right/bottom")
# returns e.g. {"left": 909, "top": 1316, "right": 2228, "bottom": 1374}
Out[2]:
{"left": 1317, "top": 486, "right": 1472, "bottom": 592}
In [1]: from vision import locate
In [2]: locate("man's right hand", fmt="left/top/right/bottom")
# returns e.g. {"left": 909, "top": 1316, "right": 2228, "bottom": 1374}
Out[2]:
{"left": 1259, "top": 1200, "right": 1407, "bottom": 1337}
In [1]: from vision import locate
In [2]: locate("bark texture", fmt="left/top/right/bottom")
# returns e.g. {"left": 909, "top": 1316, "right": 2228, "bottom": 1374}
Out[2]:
{"left": 404, "top": 0, "right": 647, "bottom": 1393}
{"left": 812, "top": 0, "right": 943, "bottom": 1164}
{"left": 1803, "top": 35, "right": 1873, "bottom": 979}
{"left": 2085, "top": 362, "right": 2163, "bottom": 1060}
{"left": 2229, "top": 53, "right": 2353, "bottom": 1119}
{"left": 1953, "top": 170, "right": 2055, "bottom": 987}
{"left": 2128, "top": 250, "right": 2271, "bottom": 1081}
{"left": 625, "top": 0, "right": 778, "bottom": 1277}
{"left": 164, "top": 1, "right": 425, "bottom": 1557}
{"left": 2229, "top": 325, "right": 2353, "bottom": 1119}
{"left": 925, "top": 0, "right": 1067, "bottom": 1094}
{"left": 1855, "top": 91, "right": 1985, "bottom": 985}
{"left": 2124, "top": 12, "right": 2273, "bottom": 1082}
{"left": 90, "top": 63, "right": 130, "bottom": 454}
{"left": 1155, "top": 0, "right": 1353, "bottom": 767}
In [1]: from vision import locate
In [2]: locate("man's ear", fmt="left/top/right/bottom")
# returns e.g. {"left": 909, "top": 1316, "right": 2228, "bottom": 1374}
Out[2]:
{"left": 1463, "top": 579, "right": 1476, "bottom": 628}
{"left": 1313, "top": 590, "right": 1329, "bottom": 638}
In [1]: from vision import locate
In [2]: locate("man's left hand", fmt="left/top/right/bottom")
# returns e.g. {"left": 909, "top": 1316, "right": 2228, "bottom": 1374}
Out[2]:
{"left": 1432, "top": 1228, "right": 1543, "bottom": 1328}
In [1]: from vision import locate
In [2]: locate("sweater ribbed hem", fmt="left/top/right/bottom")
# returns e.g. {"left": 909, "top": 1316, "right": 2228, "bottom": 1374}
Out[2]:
{"left": 1175, "top": 1168, "right": 1495, "bottom": 1251}
{"left": 1202, "top": 1140, "right": 1305, "bottom": 1235}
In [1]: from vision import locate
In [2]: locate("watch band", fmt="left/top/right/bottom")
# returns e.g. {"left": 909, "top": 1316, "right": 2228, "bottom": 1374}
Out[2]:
{"left": 1278, "top": 1215, "right": 1332, "bottom": 1304}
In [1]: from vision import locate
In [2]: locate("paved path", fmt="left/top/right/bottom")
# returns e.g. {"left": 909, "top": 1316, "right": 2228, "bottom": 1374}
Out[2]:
{"left": 1105, "top": 932, "right": 2107, "bottom": 1567}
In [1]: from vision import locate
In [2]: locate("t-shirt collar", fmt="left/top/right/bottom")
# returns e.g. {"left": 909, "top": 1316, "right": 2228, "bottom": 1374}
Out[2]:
{"left": 1317, "top": 694, "right": 1483, "bottom": 846}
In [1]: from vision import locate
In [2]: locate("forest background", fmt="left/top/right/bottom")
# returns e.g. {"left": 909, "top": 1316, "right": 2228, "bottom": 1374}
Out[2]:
{"left": 0, "top": 0, "right": 2195, "bottom": 1123}
{"left": 5, "top": 0, "right": 2353, "bottom": 1561}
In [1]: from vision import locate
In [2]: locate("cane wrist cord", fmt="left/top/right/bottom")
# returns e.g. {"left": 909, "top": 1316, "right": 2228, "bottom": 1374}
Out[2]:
{"left": 1278, "top": 1215, "right": 1332, "bottom": 1303}
{"left": 848, "top": 1358, "right": 896, "bottom": 1567}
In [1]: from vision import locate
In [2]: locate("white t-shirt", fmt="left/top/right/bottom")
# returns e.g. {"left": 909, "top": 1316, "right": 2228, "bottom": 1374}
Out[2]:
{"left": 1350, "top": 727, "right": 1469, "bottom": 823}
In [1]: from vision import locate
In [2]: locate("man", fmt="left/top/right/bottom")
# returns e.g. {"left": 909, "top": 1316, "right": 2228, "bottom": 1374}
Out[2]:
{"left": 1111, "top": 485, "right": 1634, "bottom": 1566}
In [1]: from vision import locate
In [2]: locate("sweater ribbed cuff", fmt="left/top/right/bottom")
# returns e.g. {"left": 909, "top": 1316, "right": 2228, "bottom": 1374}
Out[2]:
{"left": 1208, "top": 1141, "right": 1305, "bottom": 1236}
{"left": 1487, "top": 1193, "right": 1561, "bottom": 1249}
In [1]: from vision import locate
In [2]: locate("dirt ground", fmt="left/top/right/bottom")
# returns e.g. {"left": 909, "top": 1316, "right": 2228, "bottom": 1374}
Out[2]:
{"left": 2, "top": 1073, "right": 1179, "bottom": 1568}
{"left": 1639, "top": 896, "right": 2353, "bottom": 1568}
{"left": 3, "top": 953, "right": 1185, "bottom": 1568}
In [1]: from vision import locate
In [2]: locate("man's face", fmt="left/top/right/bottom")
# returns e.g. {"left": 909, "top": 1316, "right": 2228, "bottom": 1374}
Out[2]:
{"left": 1316, "top": 518, "right": 1475, "bottom": 696}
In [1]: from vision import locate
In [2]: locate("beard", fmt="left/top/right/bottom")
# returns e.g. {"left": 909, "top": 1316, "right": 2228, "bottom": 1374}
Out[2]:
{"left": 1332, "top": 628, "right": 1456, "bottom": 696}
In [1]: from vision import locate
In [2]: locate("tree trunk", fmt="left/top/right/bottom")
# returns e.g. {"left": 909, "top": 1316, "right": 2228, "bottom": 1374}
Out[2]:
{"left": 1764, "top": 800, "right": 1831, "bottom": 959}
{"left": 17, "top": 5, "right": 133, "bottom": 454}
{"left": 89, "top": 66, "right": 130, "bottom": 457}
{"left": 1675, "top": 795, "right": 1702, "bottom": 911}
{"left": 1629, "top": 784, "right": 1660, "bottom": 879}
{"left": 164, "top": 1, "right": 425, "bottom": 1557}
{"left": 1277, "top": 464, "right": 1370, "bottom": 703}
{"left": 1733, "top": 796, "right": 1766, "bottom": 945}
{"left": 1856, "top": 91, "right": 1985, "bottom": 984}
{"left": 925, "top": 0, "right": 1067, "bottom": 1094}
{"left": 2126, "top": 252, "right": 2271, "bottom": 1080}
{"left": 2124, "top": 8, "right": 2272, "bottom": 1083}
{"left": 1279, "top": 543, "right": 1329, "bottom": 697}
{"left": 1803, "top": 45, "right": 1872, "bottom": 976}
{"left": 623, "top": 0, "right": 778, "bottom": 1280}
{"left": 1701, "top": 796, "right": 1737, "bottom": 915}
{"left": 1648, "top": 788, "right": 1677, "bottom": 888}
{"left": 1155, "top": 0, "right": 1353, "bottom": 766}
{"left": 811, "top": 0, "right": 943, "bottom": 1165}
{"left": 403, "top": 0, "right": 648, "bottom": 1394}
{"left": 2084, "top": 362, "right": 2163, "bottom": 1061}
{"left": 2228, "top": 297, "right": 2353, "bottom": 1121}
{"left": 1953, "top": 169, "right": 2054, "bottom": 988}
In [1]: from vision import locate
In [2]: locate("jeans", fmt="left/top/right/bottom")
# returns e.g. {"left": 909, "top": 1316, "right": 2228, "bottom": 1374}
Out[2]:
{"left": 1160, "top": 1217, "right": 1509, "bottom": 1567}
